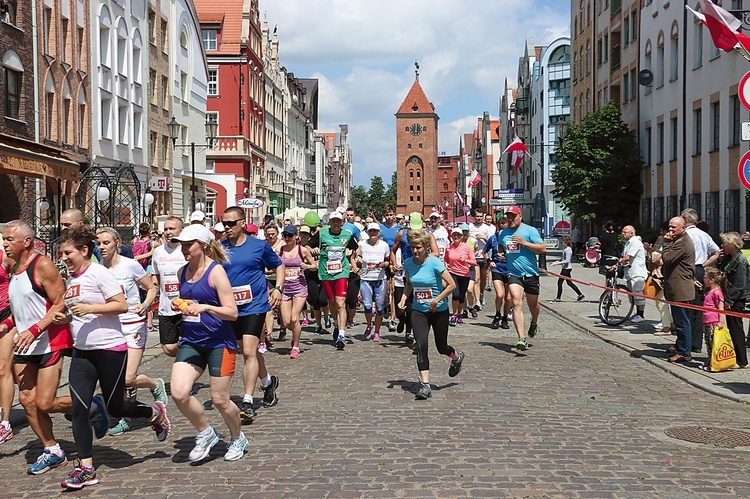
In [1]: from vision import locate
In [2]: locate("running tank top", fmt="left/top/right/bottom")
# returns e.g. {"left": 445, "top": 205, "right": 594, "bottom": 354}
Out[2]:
{"left": 8, "top": 254, "right": 73, "bottom": 355}
{"left": 178, "top": 261, "right": 236, "bottom": 350}
{"left": 401, "top": 230, "right": 413, "bottom": 260}
{"left": 279, "top": 245, "right": 306, "bottom": 295}
{"left": 0, "top": 261, "right": 9, "bottom": 311}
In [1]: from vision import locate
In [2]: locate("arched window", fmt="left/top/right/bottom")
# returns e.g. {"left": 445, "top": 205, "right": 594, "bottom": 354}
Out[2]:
{"left": 409, "top": 170, "right": 414, "bottom": 178}
{"left": 3, "top": 50, "right": 23, "bottom": 119}
{"left": 132, "top": 29, "right": 143, "bottom": 84}
{"left": 62, "top": 79, "right": 71, "bottom": 144}
{"left": 416, "top": 195, "right": 421, "bottom": 202}
{"left": 116, "top": 19, "right": 128, "bottom": 76}
{"left": 443, "top": 183, "right": 448, "bottom": 191}
{"left": 77, "top": 87, "right": 87, "bottom": 148}
{"left": 416, "top": 170, "right": 421, "bottom": 178}
{"left": 45, "top": 73, "right": 55, "bottom": 139}
{"left": 99, "top": 7, "right": 112, "bottom": 67}
{"left": 416, "top": 185, "right": 421, "bottom": 192}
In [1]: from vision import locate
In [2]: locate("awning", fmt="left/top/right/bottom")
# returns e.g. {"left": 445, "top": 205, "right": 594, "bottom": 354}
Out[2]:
{"left": 0, "top": 141, "right": 80, "bottom": 183}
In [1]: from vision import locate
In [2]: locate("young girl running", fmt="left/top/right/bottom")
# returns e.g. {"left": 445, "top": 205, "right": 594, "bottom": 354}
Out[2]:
{"left": 701, "top": 267, "right": 726, "bottom": 371}
{"left": 278, "top": 225, "right": 315, "bottom": 358}
{"left": 549, "top": 235, "right": 585, "bottom": 303}
{"left": 96, "top": 228, "right": 167, "bottom": 436}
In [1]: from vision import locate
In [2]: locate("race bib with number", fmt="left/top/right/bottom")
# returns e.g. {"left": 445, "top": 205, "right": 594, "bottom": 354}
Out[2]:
{"left": 506, "top": 241, "right": 520, "bottom": 253}
{"left": 232, "top": 285, "right": 253, "bottom": 305}
{"left": 64, "top": 284, "right": 82, "bottom": 310}
{"left": 413, "top": 287, "right": 434, "bottom": 304}
{"left": 163, "top": 271, "right": 180, "bottom": 298}
{"left": 183, "top": 312, "right": 201, "bottom": 323}
{"left": 327, "top": 261, "right": 342, "bottom": 273}
{"left": 285, "top": 267, "right": 301, "bottom": 279}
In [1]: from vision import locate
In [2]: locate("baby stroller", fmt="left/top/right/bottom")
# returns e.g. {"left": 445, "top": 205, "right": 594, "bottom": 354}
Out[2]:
{"left": 581, "top": 237, "right": 601, "bottom": 267}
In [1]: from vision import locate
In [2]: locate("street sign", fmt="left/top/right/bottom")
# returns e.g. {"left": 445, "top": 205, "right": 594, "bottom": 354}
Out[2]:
{"left": 743, "top": 122, "right": 750, "bottom": 141}
{"left": 554, "top": 220, "right": 571, "bottom": 235}
{"left": 740, "top": 71, "right": 750, "bottom": 112}
{"left": 463, "top": 205, "right": 471, "bottom": 213}
{"left": 236, "top": 197, "right": 264, "bottom": 209}
{"left": 493, "top": 188, "right": 524, "bottom": 199}
{"left": 738, "top": 150, "right": 750, "bottom": 190}
{"left": 489, "top": 198, "right": 536, "bottom": 206}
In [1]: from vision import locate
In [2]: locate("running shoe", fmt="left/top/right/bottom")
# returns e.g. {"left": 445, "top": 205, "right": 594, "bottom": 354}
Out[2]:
{"left": 364, "top": 325, "right": 373, "bottom": 339}
{"left": 126, "top": 386, "right": 138, "bottom": 401}
{"left": 224, "top": 432, "right": 248, "bottom": 461}
{"left": 239, "top": 401, "right": 256, "bottom": 421}
{"left": 508, "top": 308, "right": 514, "bottom": 320}
{"left": 109, "top": 418, "right": 133, "bottom": 436}
{"left": 388, "top": 320, "right": 397, "bottom": 332}
{"left": 150, "top": 401, "right": 171, "bottom": 442}
{"left": 448, "top": 351, "right": 464, "bottom": 377}
{"left": 278, "top": 328, "right": 287, "bottom": 341}
{"left": 290, "top": 347, "right": 300, "bottom": 359}
{"left": 265, "top": 335, "right": 275, "bottom": 348}
{"left": 0, "top": 423, "right": 12, "bottom": 444}
{"left": 457, "top": 316, "right": 464, "bottom": 325}
{"left": 630, "top": 315, "right": 645, "bottom": 323}
{"left": 301, "top": 317, "right": 309, "bottom": 326}
{"left": 461, "top": 310, "right": 469, "bottom": 319}
{"left": 528, "top": 322, "right": 539, "bottom": 338}
{"left": 325, "top": 316, "right": 332, "bottom": 329}
{"left": 491, "top": 316, "right": 501, "bottom": 329}
{"left": 262, "top": 375, "right": 279, "bottom": 407}
{"left": 89, "top": 394, "right": 109, "bottom": 440}
{"left": 346, "top": 320, "right": 355, "bottom": 329}
{"left": 469, "top": 308, "right": 478, "bottom": 318}
{"left": 486, "top": 284, "right": 492, "bottom": 292}
{"left": 516, "top": 337, "right": 528, "bottom": 351}
{"left": 373, "top": 331, "right": 381, "bottom": 342}
{"left": 449, "top": 314, "right": 458, "bottom": 327}
{"left": 188, "top": 427, "right": 220, "bottom": 463}
{"left": 475, "top": 302, "right": 483, "bottom": 311}
{"left": 60, "top": 459, "right": 97, "bottom": 489}
{"left": 549, "top": 298, "right": 561, "bottom": 303}
{"left": 576, "top": 295, "right": 586, "bottom": 302}
{"left": 335, "top": 336, "right": 346, "bottom": 350}
{"left": 258, "top": 342, "right": 268, "bottom": 354}
{"left": 500, "top": 318, "right": 510, "bottom": 330}
{"left": 28, "top": 449, "right": 67, "bottom": 475}
{"left": 314, "top": 325, "right": 323, "bottom": 334}
{"left": 151, "top": 378, "right": 168, "bottom": 405}
{"left": 397, "top": 321, "right": 405, "bottom": 334}
{"left": 405, "top": 333, "right": 414, "bottom": 345}
{"left": 415, "top": 380, "right": 432, "bottom": 400}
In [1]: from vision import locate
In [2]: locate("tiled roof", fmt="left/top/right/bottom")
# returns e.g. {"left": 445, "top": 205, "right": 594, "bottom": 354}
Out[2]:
{"left": 491, "top": 120, "right": 500, "bottom": 141}
{"left": 396, "top": 80, "right": 435, "bottom": 115}
{"left": 194, "top": 0, "right": 244, "bottom": 55}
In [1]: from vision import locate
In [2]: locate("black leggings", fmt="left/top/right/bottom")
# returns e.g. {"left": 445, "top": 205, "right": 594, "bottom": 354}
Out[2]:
{"left": 393, "top": 286, "right": 412, "bottom": 335}
{"left": 306, "top": 275, "right": 328, "bottom": 310}
{"left": 727, "top": 300, "right": 748, "bottom": 367}
{"left": 346, "top": 273, "right": 361, "bottom": 310}
{"left": 69, "top": 348, "right": 152, "bottom": 459}
{"left": 411, "top": 309, "right": 454, "bottom": 371}
{"left": 450, "top": 273, "right": 471, "bottom": 304}
{"left": 556, "top": 268, "right": 582, "bottom": 299}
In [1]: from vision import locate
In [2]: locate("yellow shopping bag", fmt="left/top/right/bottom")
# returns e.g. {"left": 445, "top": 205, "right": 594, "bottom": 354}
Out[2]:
{"left": 710, "top": 326, "right": 736, "bottom": 372}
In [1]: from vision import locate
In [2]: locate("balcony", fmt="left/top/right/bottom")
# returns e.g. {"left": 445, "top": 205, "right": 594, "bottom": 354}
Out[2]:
{"left": 206, "top": 136, "right": 251, "bottom": 159}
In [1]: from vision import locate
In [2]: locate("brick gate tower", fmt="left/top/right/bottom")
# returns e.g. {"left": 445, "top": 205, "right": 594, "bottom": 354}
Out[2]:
{"left": 395, "top": 67, "right": 439, "bottom": 217}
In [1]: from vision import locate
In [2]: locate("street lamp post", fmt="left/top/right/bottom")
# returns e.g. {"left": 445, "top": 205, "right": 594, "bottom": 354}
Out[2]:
{"left": 167, "top": 116, "right": 218, "bottom": 211}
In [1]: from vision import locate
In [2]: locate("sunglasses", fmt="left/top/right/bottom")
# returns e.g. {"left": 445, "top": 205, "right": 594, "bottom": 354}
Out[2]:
{"left": 221, "top": 219, "right": 242, "bottom": 228}
{"left": 282, "top": 233, "right": 295, "bottom": 238}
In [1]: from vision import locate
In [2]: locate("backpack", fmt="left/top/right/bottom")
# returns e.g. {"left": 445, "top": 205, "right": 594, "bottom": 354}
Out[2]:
{"left": 132, "top": 237, "right": 152, "bottom": 268}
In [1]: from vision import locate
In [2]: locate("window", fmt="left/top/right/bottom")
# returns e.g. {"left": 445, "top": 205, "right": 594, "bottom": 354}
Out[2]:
{"left": 603, "top": 34, "right": 609, "bottom": 62}
{"left": 117, "top": 31, "right": 127, "bottom": 76}
{"left": 150, "top": 131, "right": 157, "bottom": 165}
{"left": 1, "top": 0, "right": 17, "bottom": 25}
{"left": 133, "top": 38, "right": 142, "bottom": 84}
{"left": 653, "top": 197, "right": 664, "bottom": 226}
{"left": 208, "top": 69, "right": 218, "bottom": 96}
{"left": 45, "top": 90, "right": 54, "bottom": 139}
{"left": 725, "top": 189, "right": 740, "bottom": 232}
{"left": 597, "top": 39, "right": 603, "bottom": 66}
{"left": 623, "top": 73, "right": 629, "bottom": 103}
{"left": 642, "top": 198, "right": 651, "bottom": 228}
{"left": 666, "top": 195, "right": 677, "bottom": 219}
{"left": 161, "top": 76, "right": 168, "bottom": 107}
{"left": 705, "top": 191, "right": 719, "bottom": 236}
{"left": 161, "top": 19, "right": 168, "bottom": 53}
{"left": 118, "top": 104, "right": 128, "bottom": 144}
{"left": 731, "top": 95, "right": 741, "bottom": 147}
{"left": 78, "top": 28, "right": 85, "bottom": 67}
{"left": 693, "top": 19, "right": 703, "bottom": 69}
{"left": 631, "top": 11, "right": 637, "bottom": 42}
{"left": 61, "top": 19, "right": 69, "bottom": 63}
{"left": 645, "top": 126, "right": 652, "bottom": 164}
{"left": 101, "top": 94, "right": 112, "bottom": 139}
{"left": 3, "top": 67, "right": 21, "bottom": 119}
{"left": 694, "top": 108, "right": 702, "bottom": 155}
{"left": 688, "top": 193, "right": 702, "bottom": 218}
{"left": 43, "top": 8, "right": 52, "bottom": 54}
{"left": 644, "top": 52, "right": 652, "bottom": 95}
{"left": 78, "top": 100, "right": 86, "bottom": 147}
{"left": 149, "top": 69, "right": 156, "bottom": 103}
{"left": 630, "top": 69, "right": 637, "bottom": 100}
{"left": 100, "top": 24, "right": 111, "bottom": 67}
{"left": 711, "top": 102, "right": 720, "bottom": 151}
{"left": 202, "top": 30, "right": 217, "bottom": 51}
{"left": 63, "top": 96, "right": 71, "bottom": 144}
{"left": 670, "top": 117, "right": 678, "bottom": 161}
{"left": 181, "top": 71, "right": 188, "bottom": 101}
{"left": 624, "top": 17, "right": 630, "bottom": 46}
{"left": 207, "top": 112, "right": 218, "bottom": 131}
{"left": 656, "top": 44, "right": 664, "bottom": 87}
{"left": 670, "top": 36, "right": 678, "bottom": 81}
{"left": 148, "top": 10, "right": 156, "bottom": 45}
{"left": 161, "top": 135, "right": 168, "bottom": 167}
{"left": 133, "top": 110, "right": 142, "bottom": 148}
{"left": 657, "top": 122, "right": 664, "bottom": 163}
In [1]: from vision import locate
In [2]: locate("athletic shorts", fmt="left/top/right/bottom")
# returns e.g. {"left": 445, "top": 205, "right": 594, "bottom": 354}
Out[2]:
{"left": 122, "top": 321, "right": 148, "bottom": 349}
{"left": 0, "top": 306, "right": 10, "bottom": 322}
{"left": 232, "top": 313, "right": 267, "bottom": 340}
{"left": 158, "top": 314, "right": 182, "bottom": 345}
{"left": 492, "top": 271, "right": 509, "bottom": 283}
{"left": 475, "top": 257, "right": 488, "bottom": 269}
{"left": 14, "top": 348, "right": 71, "bottom": 368}
{"left": 469, "top": 267, "right": 476, "bottom": 281}
{"left": 322, "top": 278, "right": 349, "bottom": 300}
{"left": 507, "top": 275, "right": 541, "bottom": 296}
{"left": 175, "top": 343, "right": 236, "bottom": 377}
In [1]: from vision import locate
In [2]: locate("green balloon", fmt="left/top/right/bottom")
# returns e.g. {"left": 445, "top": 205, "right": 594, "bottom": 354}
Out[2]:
{"left": 304, "top": 211, "right": 320, "bottom": 226}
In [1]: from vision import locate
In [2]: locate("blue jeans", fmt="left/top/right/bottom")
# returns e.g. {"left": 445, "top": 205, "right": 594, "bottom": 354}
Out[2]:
{"left": 360, "top": 279, "right": 386, "bottom": 316}
{"left": 670, "top": 302, "right": 692, "bottom": 356}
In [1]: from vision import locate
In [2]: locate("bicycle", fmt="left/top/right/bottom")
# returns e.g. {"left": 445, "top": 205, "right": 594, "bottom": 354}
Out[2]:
{"left": 597, "top": 256, "right": 634, "bottom": 326}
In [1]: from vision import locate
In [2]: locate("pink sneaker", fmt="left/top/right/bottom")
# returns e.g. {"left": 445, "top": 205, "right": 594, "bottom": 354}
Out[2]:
{"left": 0, "top": 423, "right": 12, "bottom": 444}
{"left": 290, "top": 347, "right": 300, "bottom": 359}
{"left": 373, "top": 331, "right": 381, "bottom": 342}
{"left": 302, "top": 318, "right": 309, "bottom": 326}
{"left": 258, "top": 342, "right": 267, "bottom": 354}
{"left": 364, "top": 325, "right": 373, "bottom": 339}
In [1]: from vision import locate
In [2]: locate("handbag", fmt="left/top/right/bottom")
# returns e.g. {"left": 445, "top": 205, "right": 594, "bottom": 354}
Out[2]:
{"left": 643, "top": 271, "right": 659, "bottom": 298}
{"left": 709, "top": 326, "right": 736, "bottom": 372}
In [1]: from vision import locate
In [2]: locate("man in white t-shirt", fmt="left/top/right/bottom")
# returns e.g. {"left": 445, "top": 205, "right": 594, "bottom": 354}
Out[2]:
{"left": 619, "top": 225, "right": 648, "bottom": 323}
{"left": 151, "top": 216, "right": 186, "bottom": 357}
{"left": 469, "top": 209, "right": 491, "bottom": 309}
{"left": 426, "top": 212, "right": 450, "bottom": 261}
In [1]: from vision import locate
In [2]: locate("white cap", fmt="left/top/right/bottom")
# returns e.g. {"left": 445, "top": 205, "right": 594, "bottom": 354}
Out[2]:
{"left": 451, "top": 226, "right": 462, "bottom": 235}
{"left": 336, "top": 206, "right": 346, "bottom": 214}
{"left": 171, "top": 224, "right": 214, "bottom": 244}
{"left": 190, "top": 210, "right": 206, "bottom": 222}
{"left": 329, "top": 211, "right": 344, "bottom": 220}
{"left": 367, "top": 222, "right": 380, "bottom": 232}
{"left": 429, "top": 211, "right": 441, "bottom": 219}
{"left": 213, "top": 222, "right": 225, "bottom": 232}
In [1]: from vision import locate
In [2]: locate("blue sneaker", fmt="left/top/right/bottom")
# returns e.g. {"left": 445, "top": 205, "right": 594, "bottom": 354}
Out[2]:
{"left": 28, "top": 449, "right": 68, "bottom": 475}
{"left": 90, "top": 394, "right": 109, "bottom": 439}
{"left": 224, "top": 432, "right": 248, "bottom": 461}
{"left": 151, "top": 378, "right": 168, "bottom": 405}
{"left": 189, "top": 427, "right": 220, "bottom": 462}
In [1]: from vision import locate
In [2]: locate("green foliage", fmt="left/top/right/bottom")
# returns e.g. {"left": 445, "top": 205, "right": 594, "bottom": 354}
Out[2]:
{"left": 551, "top": 102, "right": 643, "bottom": 225}
{"left": 351, "top": 175, "right": 397, "bottom": 217}
{"left": 350, "top": 185, "right": 369, "bottom": 216}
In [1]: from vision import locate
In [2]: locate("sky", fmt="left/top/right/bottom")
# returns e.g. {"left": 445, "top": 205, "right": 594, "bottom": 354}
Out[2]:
{"left": 263, "top": 0, "right": 571, "bottom": 188}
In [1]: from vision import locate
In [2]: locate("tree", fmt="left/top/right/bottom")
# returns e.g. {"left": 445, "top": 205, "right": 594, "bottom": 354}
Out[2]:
{"left": 551, "top": 103, "right": 643, "bottom": 225}
{"left": 384, "top": 171, "right": 397, "bottom": 209}
{"left": 350, "top": 185, "right": 369, "bottom": 216}
{"left": 367, "top": 176, "right": 386, "bottom": 217}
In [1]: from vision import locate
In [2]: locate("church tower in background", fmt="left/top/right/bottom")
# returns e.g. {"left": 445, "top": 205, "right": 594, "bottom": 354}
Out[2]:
{"left": 395, "top": 66, "right": 439, "bottom": 217}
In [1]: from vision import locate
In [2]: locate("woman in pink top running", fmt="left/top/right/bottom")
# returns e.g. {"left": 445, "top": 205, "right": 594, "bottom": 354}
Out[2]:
{"left": 444, "top": 227, "right": 476, "bottom": 326}
{"left": 278, "top": 225, "right": 315, "bottom": 358}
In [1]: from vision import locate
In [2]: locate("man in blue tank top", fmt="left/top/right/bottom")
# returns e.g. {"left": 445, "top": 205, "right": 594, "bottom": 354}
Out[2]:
{"left": 220, "top": 207, "right": 284, "bottom": 422}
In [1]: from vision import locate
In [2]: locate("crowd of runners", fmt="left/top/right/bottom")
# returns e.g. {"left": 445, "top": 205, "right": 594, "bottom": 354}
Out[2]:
{"left": 0, "top": 203, "right": 546, "bottom": 489}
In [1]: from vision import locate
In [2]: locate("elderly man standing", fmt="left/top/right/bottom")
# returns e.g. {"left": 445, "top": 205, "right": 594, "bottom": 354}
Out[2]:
{"left": 680, "top": 209, "right": 720, "bottom": 354}
{"left": 662, "top": 217, "right": 696, "bottom": 363}
{"left": 618, "top": 226, "right": 648, "bottom": 323}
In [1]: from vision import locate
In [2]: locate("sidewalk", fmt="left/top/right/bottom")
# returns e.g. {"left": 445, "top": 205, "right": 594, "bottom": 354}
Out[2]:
{"left": 540, "top": 250, "right": 750, "bottom": 404}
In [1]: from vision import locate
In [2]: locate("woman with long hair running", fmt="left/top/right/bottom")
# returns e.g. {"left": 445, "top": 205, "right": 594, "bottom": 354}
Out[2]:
{"left": 358, "top": 223, "right": 391, "bottom": 341}
{"left": 397, "top": 230, "right": 463, "bottom": 400}
{"left": 278, "top": 225, "right": 315, "bottom": 358}
{"left": 445, "top": 227, "right": 476, "bottom": 326}
{"left": 96, "top": 228, "right": 167, "bottom": 436}
{"left": 53, "top": 226, "right": 170, "bottom": 490}
{"left": 549, "top": 235, "right": 585, "bottom": 303}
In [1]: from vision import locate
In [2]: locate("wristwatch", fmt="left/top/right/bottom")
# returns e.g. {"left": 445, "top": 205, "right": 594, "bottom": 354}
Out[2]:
{"left": 272, "top": 285, "right": 284, "bottom": 294}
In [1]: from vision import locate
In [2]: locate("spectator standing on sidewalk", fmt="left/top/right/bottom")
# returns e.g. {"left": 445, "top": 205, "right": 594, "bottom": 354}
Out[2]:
{"left": 644, "top": 221, "right": 673, "bottom": 335}
{"left": 717, "top": 232, "right": 750, "bottom": 369}
{"left": 662, "top": 217, "right": 696, "bottom": 363}
{"left": 618, "top": 226, "right": 648, "bottom": 322}
{"left": 600, "top": 221, "right": 620, "bottom": 258}
{"left": 549, "top": 235, "right": 584, "bottom": 303}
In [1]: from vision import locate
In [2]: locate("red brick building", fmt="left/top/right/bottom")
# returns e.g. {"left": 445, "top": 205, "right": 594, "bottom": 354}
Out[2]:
{"left": 437, "top": 155, "right": 459, "bottom": 220}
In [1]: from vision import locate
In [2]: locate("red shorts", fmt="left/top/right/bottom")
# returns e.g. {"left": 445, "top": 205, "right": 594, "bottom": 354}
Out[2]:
{"left": 322, "top": 278, "right": 349, "bottom": 300}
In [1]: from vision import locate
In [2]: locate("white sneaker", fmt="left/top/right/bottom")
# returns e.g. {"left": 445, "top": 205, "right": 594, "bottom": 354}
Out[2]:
{"left": 224, "top": 432, "right": 248, "bottom": 461}
{"left": 654, "top": 322, "right": 663, "bottom": 330}
{"left": 630, "top": 315, "right": 645, "bottom": 323}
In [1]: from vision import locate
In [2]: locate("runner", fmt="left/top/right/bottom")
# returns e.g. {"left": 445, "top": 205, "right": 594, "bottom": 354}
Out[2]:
{"left": 484, "top": 213, "right": 497, "bottom": 292}
{"left": 498, "top": 205, "right": 546, "bottom": 351}
{"left": 358, "top": 223, "right": 391, "bottom": 341}
{"left": 0, "top": 246, "right": 13, "bottom": 444}
{"left": 278, "top": 224, "right": 315, "bottom": 358}
{"left": 426, "top": 212, "right": 450, "bottom": 261}
{"left": 168, "top": 223, "right": 246, "bottom": 463}
{"left": 151, "top": 216, "right": 187, "bottom": 357}
{"left": 461, "top": 223, "right": 479, "bottom": 316}
{"left": 484, "top": 217, "right": 512, "bottom": 329}
{"left": 397, "top": 230, "right": 463, "bottom": 400}
{"left": 300, "top": 225, "right": 328, "bottom": 335}
{"left": 391, "top": 245, "right": 413, "bottom": 344}
{"left": 0, "top": 221, "right": 73, "bottom": 474}
{"left": 96, "top": 228, "right": 168, "bottom": 436}
{"left": 54, "top": 226, "right": 170, "bottom": 489}
{"left": 379, "top": 205, "right": 401, "bottom": 332}
{"left": 343, "top": 208, "right": 362, "bottom": 329}
{"left": 468, "top": 209, "right": 491, "bottom": 311}
{"left": 220, "top": 207, "right": 283, "bottom": 422}
{"left": 260, "top": 223, "right": 282, "bottom": 353}
{"left": 444, "top": 227, "right": 476, "bottom": 326}
{"left": 310, "top": 211, "right": 359, "bottom": 349}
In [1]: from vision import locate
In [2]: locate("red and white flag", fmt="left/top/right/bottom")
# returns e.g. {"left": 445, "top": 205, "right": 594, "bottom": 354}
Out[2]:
{"left": 467, "top": 169, "right": 481, "bottom": 189}
{"left": 454, "top": 191, "right": 464, "bottom": 206}
{"left": 686, "top": 1, "right": 750, "bottom": 53}
{"left": 502, "top": 135, "right": 528, "bottom": 170}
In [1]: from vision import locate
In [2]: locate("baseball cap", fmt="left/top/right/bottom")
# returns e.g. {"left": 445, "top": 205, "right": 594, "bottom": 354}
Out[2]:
{"left": 246, "top": 223, "right": 259, "bottom": 234}
{"left": 190, "top": 210, "right": 206, "bottom": 222}
{"left": 213, "top": 222, "right": 225, "bottom": 232}
{"left": 299, "top": 225, "right": 311, "bottom": 234}
{"left": 409, "top": 212, "right": 423, "bottom": 230}
{"left": 329, "top": 211, "right": 344, "bottom": 220}
{"left": 396, "top": 213, "right": 405, "bottom": 219}
{"left": 264, "top": 213, "right": 273, "bottom": 219}
{"left": 282, "top": 225, "right": 298, "bottom": 235}
{"left": 505, "top": 205, "right": 522, "bottom": 215}
{"left": 428, "top": 211, "right": 440, "bottom": 219}
{"left": 171, "top": 224, "right": 213, "bottom": 244}
{"left": 367, "top": 222, "right": 380, "bottom": 232}
{"left": 460, "top": 223, "right": 470, "bottom": 231}
{"left": 451, "top": 226, "right": 462, "bottom": 235}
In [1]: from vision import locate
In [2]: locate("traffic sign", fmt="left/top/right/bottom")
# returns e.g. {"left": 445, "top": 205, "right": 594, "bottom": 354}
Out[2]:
{"left": 743, "top": 122, "right": 750, "bottom": 141}
{"left": 463, "top": 205, "right": 471, "bottom": 213}
{"left": 740, "top": 71, "right": 750, "bottom": 112}
{"left": 738, "top": 150, "right": 750, "bottom": 190}
{"left": 236, "top": 198, "right": 264, "bottom": 209}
